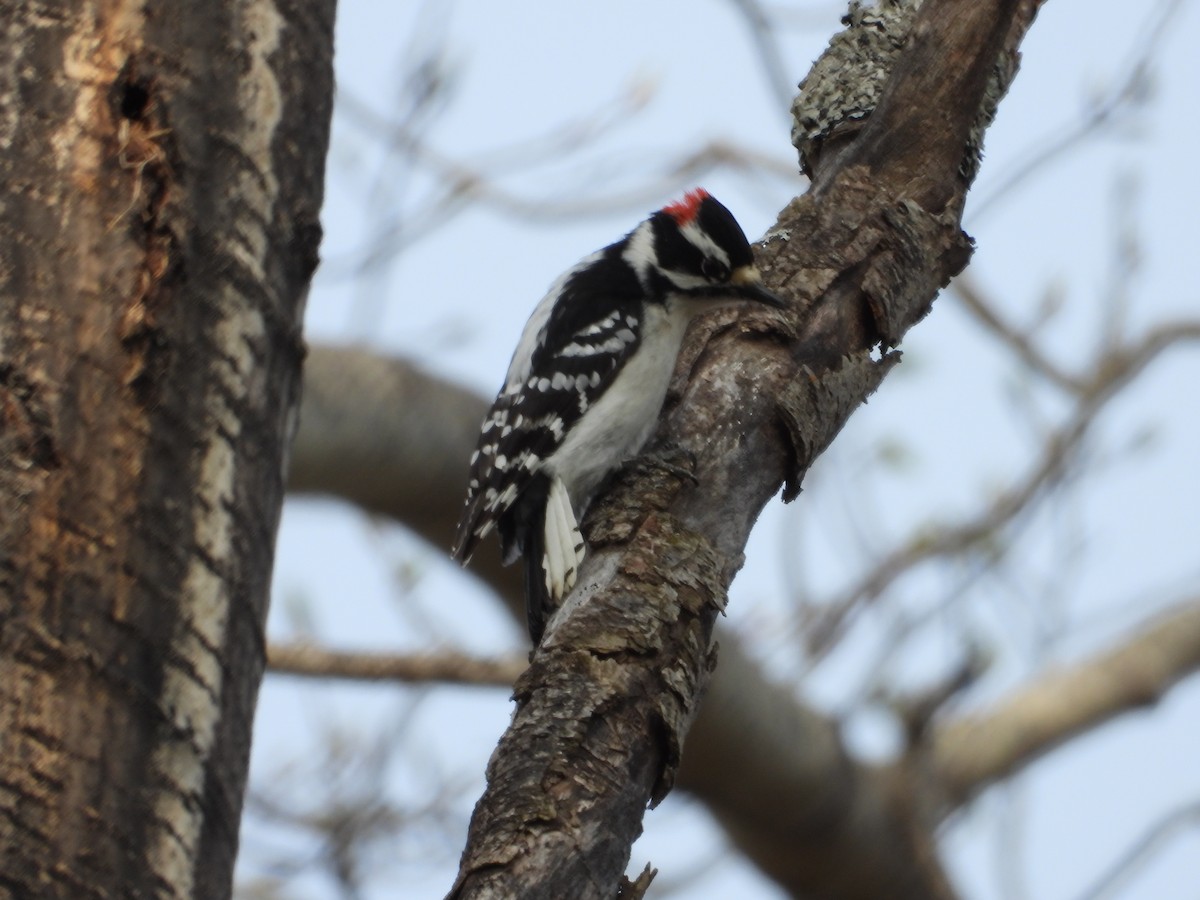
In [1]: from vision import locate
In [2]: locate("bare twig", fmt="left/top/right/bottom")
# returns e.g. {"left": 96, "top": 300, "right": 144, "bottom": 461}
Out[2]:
{"left": 805, "top": 319, "right": 1200, "bottom": 656}
{"left": 616, "top": 863, "right": 658, "bottom": 900}
{"left": 879, "top": 642, "right": 993, "bottom": 742}
{"left": 328, "top": 78, "right": 796, "bottom": 280}
{"left": 951, "top": 272, "right": 1082, "bottom": 393}
{"left": 243, "top": 710, "right": 468, "bottom": 893}
{"left": 327, "top": 135, "right": 796, "bottom": 278}
{"left": 968, "top": 0, "right": 1182, "bottom": 221}
{"left": 267, "top": 643, "right": 524, "bottom": 687}
{"left": 1072, "top": 801, "right": 1200, "bottom": 900}
{"left": 727, "top": 0, "right": 797, "bottom": 111}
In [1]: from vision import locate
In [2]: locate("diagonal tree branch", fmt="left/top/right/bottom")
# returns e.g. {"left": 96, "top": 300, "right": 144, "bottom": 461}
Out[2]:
{"left": 289, "top": 347, "right": 881, "bottom": 896}
{"left": 1072, "top": 800, "right": 1200, "bottom": 900}
{"left": 951, "top": 271, "right": 1083, "bottom": 392}
{"left": 441, "top": 2, "right": 1042, "bottom": 898}
{"left": 930, "top": 598, "right": 1200, "bottom": 812}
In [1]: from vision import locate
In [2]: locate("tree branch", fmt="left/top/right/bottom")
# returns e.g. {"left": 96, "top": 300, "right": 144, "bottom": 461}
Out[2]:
{"left": 267, "top": 643, "right": 524, "bottom": 687}
{"left": 930, "top": 598, "right": 1200, "bottom": 811}
{"left": 1073, "top": 800, "right": 1200, "bottom": 900}
{"left": 290, "top": 352, "right": 889, "bottom": 895}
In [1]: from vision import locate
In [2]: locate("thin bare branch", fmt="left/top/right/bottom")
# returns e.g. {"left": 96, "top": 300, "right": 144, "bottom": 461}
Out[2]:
{"left": 267, "top": 643, "right": 524, "bottom": 687}
{"left": 951, "top": 272, "right": 1082, "bottom": 392}
{"left": 327, "top": 136, "right": 797, "bottom": 279}
{"left": 805, "top": 318, "right": 1200, "bottom": 655}
{"left": 968, "top": 0, "right": 1182, "bottom": 221}
{"left": 1072, "top": 801, "right": 1200, "bottom": 900}
{"left": 727, "top": 0, "right": 797, "bottom": 111}
{"left": 327, "top": 78, "right": 797, "bottom": 280}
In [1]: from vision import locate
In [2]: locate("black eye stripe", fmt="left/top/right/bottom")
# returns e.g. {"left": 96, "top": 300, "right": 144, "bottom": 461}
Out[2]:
{"left": 651, "top": 215, "right": 706, "bottom": 274}
{"left": 701, "top": 258, "right": 730, "bottom": 281}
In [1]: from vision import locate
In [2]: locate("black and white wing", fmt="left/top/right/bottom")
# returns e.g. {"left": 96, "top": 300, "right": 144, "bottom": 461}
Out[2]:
{"left": 450, "top": 249, "right": 644, "bottom": 572}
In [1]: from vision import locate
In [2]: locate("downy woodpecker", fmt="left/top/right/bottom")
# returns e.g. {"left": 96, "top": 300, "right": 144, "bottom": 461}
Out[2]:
{"left": 451, "top": 189, "right": 784, "bottom": 642}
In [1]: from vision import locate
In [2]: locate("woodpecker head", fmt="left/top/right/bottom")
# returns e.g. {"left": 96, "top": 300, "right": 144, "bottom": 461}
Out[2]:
{"left": 622, "top": 188, "right": 786, "bottom": 309}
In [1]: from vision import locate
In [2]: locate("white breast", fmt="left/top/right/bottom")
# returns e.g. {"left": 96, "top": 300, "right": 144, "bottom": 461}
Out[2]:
{"left": 544, "top": 300, "right": 691, "bottom": 508}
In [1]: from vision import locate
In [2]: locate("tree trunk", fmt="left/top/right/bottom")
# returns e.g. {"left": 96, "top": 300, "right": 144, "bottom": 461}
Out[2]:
{"left": 0, "top": 2, "right": 335, "bottom": 897}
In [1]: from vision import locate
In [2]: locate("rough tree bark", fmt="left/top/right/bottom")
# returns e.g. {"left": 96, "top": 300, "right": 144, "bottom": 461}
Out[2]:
{"left": 436, "top": 1, "right": 1042, "bottom": 898}
{"left": 0, "top": 3, "right": 335, "bottom": 898}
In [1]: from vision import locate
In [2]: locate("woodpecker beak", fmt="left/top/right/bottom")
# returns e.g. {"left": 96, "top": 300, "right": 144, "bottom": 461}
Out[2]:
{"left": 730, "top": 264, "right": 787, "bottom": 308}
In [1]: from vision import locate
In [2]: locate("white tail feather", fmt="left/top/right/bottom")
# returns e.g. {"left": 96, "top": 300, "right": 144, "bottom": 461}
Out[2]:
{"left": 543, "top": 476, "right": 584, "bottom": 600}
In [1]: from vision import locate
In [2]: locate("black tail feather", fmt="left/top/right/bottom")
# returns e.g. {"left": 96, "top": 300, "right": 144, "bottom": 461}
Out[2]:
{"left": 502, "top": 471, "right": 554, "bottom": 645}
{"left": 523, "top": 524, "right": 552, "bottom": 645}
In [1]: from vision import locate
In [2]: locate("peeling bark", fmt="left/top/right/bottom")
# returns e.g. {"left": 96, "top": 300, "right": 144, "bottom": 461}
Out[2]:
{"left": 0, "top": 2, "right": 335, "bottom": 897}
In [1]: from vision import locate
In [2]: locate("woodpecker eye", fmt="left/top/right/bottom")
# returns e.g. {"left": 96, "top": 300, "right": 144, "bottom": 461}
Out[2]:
{"left": 701, "top": 258, "right": 730, "bottom": 282}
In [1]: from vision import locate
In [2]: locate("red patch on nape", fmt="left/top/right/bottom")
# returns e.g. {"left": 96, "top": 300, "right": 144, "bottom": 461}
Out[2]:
{"left": 662, "top": 188, "right": 710, "bottom": 225}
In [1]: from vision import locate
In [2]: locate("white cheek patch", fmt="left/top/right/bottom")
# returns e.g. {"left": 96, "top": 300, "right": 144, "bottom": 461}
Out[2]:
{"left": 620, "top": 222, "right": 657, "bottom": 288}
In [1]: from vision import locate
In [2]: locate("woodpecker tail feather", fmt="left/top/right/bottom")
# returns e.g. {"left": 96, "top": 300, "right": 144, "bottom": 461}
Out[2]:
{"left": 523, "top": 524, "right": 552, "bottom": 645}
{"left": 544, "top": 476, "right": 584, "bottom": 604}
{"left": 505, "top": 473, "right": 552, "bottom": 644}
{"left": 515, "top": 474, "right": 584, "bottom": 644}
